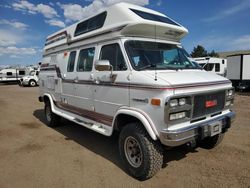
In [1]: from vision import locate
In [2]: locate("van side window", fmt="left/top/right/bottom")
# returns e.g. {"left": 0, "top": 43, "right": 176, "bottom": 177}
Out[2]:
{"left": 77, "top": 48, "right": 95, "bottom": 72}
{"left": 67, "top": 51, "right": 76, "bottom": 72}
{"left": 7, "top": 72, "right": 12, "bottom": 76}
{"left": 215, "top": 63, "right": 220, "bottom": 72}
{"left": 19, "top": 71, "right": 25, "bottom": 75}
{"left": 100, "top": 44, "right": 127, "bottom": 71}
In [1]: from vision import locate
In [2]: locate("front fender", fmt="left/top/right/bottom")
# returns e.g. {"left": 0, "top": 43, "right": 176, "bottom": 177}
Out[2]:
{"left": 114, "top": 107, "right": 159, "bottom": 140}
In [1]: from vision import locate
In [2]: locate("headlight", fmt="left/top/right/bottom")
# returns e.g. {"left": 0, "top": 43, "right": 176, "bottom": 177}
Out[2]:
{"left": 169, "top": 111, "right": 186, "bottom": 120}
{"left": 169, "top": 97, "right": 188, "bottom": 107}
{"left": 179, "top": 98, "right": 186, "bottom": 106}
{"left": 169, "top": 99, "right": 178, "bottom": 107}
{"left": 225, "top": 101, "right": 231, "bottom": 107}
{"left": 226, "top": 89, "right": 234, "bottom": 99}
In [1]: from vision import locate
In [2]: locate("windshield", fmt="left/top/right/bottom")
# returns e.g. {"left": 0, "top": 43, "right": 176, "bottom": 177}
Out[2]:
{"left": 125, "top": 41, "right": 200, "bottom": 71}
{"left": 29, "top": 71, "right": 35, "bottom": 76}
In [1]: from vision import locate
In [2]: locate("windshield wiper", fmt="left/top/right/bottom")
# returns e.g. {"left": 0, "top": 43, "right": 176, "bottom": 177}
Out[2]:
{"left": 138, "top": 63, "right": 156, "bottom": 71}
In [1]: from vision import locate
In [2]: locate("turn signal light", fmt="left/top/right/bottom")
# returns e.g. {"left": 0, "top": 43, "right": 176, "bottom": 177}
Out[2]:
{"left": 151, "top": 98, "right": 161, "bottom": 106}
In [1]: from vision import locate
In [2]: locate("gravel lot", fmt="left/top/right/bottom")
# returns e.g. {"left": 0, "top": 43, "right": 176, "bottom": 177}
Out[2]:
{"left": 0, "top": 84, "right": 249, "bottom": 188}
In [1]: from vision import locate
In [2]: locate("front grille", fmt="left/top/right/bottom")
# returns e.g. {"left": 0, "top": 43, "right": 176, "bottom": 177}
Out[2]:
{"left": 192, "top": 91, "right": 225, "bottom": 119}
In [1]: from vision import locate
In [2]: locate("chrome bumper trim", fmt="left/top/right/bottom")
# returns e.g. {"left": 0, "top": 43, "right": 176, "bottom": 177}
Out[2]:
{"left": 160, "top": 111, "right": 235, "bottom": 147}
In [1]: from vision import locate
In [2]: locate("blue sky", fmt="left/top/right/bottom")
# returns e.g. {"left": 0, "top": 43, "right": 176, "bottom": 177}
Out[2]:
{"left": 0, "top": 0, "right": 249, "bottom": 66}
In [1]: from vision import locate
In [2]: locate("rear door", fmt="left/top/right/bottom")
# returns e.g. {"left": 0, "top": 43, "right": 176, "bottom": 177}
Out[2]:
{"left": 74, "top": 46, "right": 96, "bottom": 111}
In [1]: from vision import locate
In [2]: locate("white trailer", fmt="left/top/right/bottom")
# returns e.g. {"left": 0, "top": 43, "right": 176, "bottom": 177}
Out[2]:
{"left": 227, "top": 54, "right": 250, "bottom": 91}
{"left": 0, "top": 68, "right": 27, "bottom": 83}
{"left": 194, "top": 57, "right": 227, "bottom": 77}
{"left": 38, "top": 2, "right": 235, "bottom": 180}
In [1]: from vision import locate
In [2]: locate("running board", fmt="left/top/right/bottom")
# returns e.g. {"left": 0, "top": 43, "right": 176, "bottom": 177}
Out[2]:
{"left": 51, "top": 102, "right": 112, "bottom": 136}
{"left": 74, "top": 118, "right": 107, "bottom": 134}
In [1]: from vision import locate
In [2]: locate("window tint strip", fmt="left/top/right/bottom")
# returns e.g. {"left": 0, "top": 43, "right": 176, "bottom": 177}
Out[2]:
{"left": 74, "top": 12, "right": 107, "bottom": 37}
{"left": 130, "top": 9, "right": 179, "bottom": 26}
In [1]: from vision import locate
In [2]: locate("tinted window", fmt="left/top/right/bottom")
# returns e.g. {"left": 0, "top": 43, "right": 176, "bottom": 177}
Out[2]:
{"left": 74, "top": 12, "right": 107, "bottom": 37}
{"left": 130, "top": 9, "right": 179, "bottom": 26}
{"left": 100, "top": 44, "right": 127, "bottom": 71}
{"left": 6, "top": 72, "right": 12, "bottom": 76}
{"left": 77, "top": 48, "right": 95, "bottom": 72}
{"left": 203, "top": 63, "right": 214, "bottom": 71}
{"left": 215, "top": 63, "right": 220, "bottom": 72}
{"left": 67, "top": 51, "right": 76, "bottom": 72}
{"left": 19, "top": 71, "right": 25, "bottom": 75}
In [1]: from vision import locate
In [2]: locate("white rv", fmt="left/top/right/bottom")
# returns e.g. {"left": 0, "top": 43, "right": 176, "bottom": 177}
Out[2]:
{"left": 0, "top": 68, "right": 27, "bottom": 83}
{"left": 194, "top": 57, "right": 227, "bottom": 77}
{"left": 39, "top": 3, "right": 235, "bottom": 180}
{"left": 227, "top": 54, "right": 250, "bottom": 91}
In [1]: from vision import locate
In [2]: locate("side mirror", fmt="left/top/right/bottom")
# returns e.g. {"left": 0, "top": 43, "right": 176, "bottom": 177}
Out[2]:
{"left": 95, "top": 60, "right": 111, "bottom": 71}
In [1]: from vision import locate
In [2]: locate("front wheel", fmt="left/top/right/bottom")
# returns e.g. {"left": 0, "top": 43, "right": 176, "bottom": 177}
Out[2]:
{"left": 29, "top": 80, "right": 37, "bottom": 87}
{"left": 44, "top": 101, "right": 61, "bottom": 127}
{"left": 119, "top": 123, "right": 163, "bottom": 180}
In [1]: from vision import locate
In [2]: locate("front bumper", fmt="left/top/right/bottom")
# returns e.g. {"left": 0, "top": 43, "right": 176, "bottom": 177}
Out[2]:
{"left": 159, "top": 111, "right": 235, "bottom": 147}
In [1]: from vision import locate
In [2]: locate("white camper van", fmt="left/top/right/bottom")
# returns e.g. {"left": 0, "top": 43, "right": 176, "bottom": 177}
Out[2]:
{"left": 227, "top": 54, "right": 250, "bottom": 91}
{"left": 194, "top": 57, "right": 227, "bottom": 77}
{"left": 0, "top": 68, "right": 27, "bottom": 83}
{"left": 39, "top": 3, "right": 235, "bottom": 180}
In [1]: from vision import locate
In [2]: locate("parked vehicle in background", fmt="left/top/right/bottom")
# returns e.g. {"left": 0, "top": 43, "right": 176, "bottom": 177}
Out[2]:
{"left": 19, "top": 70, "right": 39, "bottom": 87}
{"left": 194, "top": 57, "right": 227, "bottom": 77}
{"left": 227, "top": 54, "right": 250, "bottom": 91}
{"left": 38, "top": 3, "right": 235, "bottom": 180}
{"left": 0, "top": 68, "right": 27, "bottom": 83}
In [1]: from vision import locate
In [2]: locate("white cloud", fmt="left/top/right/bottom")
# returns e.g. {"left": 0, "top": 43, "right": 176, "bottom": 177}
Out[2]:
{"left": 45, "top": 19, "right": 65, "bottom": 28}
{"left": 58, "top": 0, "right": 149, "bottom": 22}
{"left": 0, "top": 19, "right": 28, "bottom": 30}
{"left": 36, "top": 4, "right": 58, "bottom": 18}
{"left": 10, "top": 55, "right": 23, "bottom": 58}
{"left": 231, "top": 35, "right": 250, "bottom": 50}
{"left": 0, "top": 46, "right": 36, "bottom": 56}
{"left": 12, "top": 0, "right": 58, "bottom": 19}
{"left": 0, "top": 29, "right": 23, "bottom": 46}
{"left": 192, "top": 35, "right": 250, "bottom": 51}
{"left": 203, "top": 0, "right": 250, "bottom": 22}
{"left": 0, "top": 4, "right": 12, "bottom": 8}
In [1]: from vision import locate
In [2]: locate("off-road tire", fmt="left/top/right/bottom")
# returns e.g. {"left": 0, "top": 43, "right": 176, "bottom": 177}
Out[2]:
{"left": 44, "top": 101, "right": 61, "bottom": 127}
{"left": 29, "top": 80, "right": 37, "bottom": 87}
{"left": 119, "top": 123, "right": 163, "bottom": 180}
{"left": 199, "top": 133, "right": 224, "bottom": 149}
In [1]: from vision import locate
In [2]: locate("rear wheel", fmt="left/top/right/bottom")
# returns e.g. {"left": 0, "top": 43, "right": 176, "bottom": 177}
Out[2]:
{"left": 44, "top": 101, "right": 61, "bottom": 127}
{"left": 29, "top": 80, "right": 36, "bottom": 87}
{"left": 119, "top": 123, "right": 163, "bottom": 180}
{"left": 199, "top": 133, "right": 224, "bottom": 149}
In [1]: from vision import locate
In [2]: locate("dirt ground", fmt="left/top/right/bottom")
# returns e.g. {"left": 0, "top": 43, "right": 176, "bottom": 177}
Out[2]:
{"left": 0, "top": 84, "right": 249, "bottom": 188}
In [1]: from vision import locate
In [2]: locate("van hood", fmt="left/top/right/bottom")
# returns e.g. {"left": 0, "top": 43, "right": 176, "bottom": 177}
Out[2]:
{"left": 145, "top": 70, "right": 230, "bottom": 87}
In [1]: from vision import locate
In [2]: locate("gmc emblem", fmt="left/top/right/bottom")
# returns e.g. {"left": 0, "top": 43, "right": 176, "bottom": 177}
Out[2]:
{"left": 205, "top": 100, "right": 217, "bottom": 108}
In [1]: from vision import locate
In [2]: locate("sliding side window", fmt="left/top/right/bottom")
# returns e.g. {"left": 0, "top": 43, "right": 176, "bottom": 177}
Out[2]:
{"left": 67, "top": 51, "right": 76, "bottom": 72}
{"left": 77, "top": 48, "right": 95, "bottom": 72}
